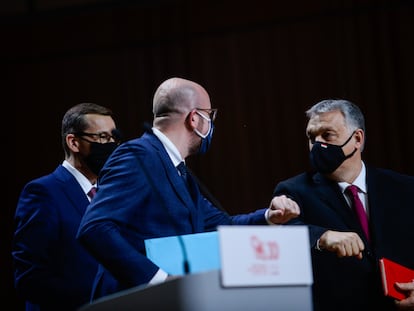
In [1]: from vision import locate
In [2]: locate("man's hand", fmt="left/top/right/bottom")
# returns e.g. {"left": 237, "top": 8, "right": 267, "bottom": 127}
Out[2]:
{"left": 395, "top": 282, "right": 414, "bottom": 310}
{"left": 267, "top": 195, "right": 300, "bottom": 224}
{"left": 317, "top": 230, "right": 365, "bottom": 259}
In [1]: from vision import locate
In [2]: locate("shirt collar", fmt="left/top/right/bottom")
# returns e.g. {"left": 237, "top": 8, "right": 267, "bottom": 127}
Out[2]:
{"left": 338, "top": 161, "right": 367, "bottom": 194}
{"left": 62, "top": 160, "right": 96, "bottom": 195}
{"left": 152, "top": 127, "right": 183, "bottom": 167}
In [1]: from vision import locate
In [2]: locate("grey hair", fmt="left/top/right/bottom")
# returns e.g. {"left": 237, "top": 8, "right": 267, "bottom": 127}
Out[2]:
{"left": 306, "top": 99, "right": 365, "bottom": 133}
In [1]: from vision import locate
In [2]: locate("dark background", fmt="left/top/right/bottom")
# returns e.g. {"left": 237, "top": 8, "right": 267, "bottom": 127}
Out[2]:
{"left": 3, "top": 0, "right": 414, "bottom": 309}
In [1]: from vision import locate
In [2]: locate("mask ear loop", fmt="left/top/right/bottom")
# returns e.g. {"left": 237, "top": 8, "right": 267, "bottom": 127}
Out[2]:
{"left": 193, "top": 111, "right": 211, "bottom": 139}
{"left": 340, "top": 130, "right": 357, "bottom": 147}
{"left": 341, "top": 130, "right": 358, "bottom": 159}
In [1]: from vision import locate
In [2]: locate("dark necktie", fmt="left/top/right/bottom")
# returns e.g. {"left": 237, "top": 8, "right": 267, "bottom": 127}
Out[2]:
{"left": 346, "top": 185, "right": 370, "bottom": 242}
{"left": 177, "top": 162, "right": 188, "bottom": 183}
{"left": 88, "top": 186, "right": 97, "bottom": 200}
{"left": 177, "top": 162, "right": 196, "bottom": 200}
{"left": 177, "top": 162, "right": 226, "bottom": 210}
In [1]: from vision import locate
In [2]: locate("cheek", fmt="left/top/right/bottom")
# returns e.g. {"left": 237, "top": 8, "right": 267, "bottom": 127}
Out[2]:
{"left": 198, "top": 120, "right": 209, "bottom": 136}
{"left": 78, "top": 144, "right": 91, "bottom": 156}
{"left": 204, "top": 121, "right": 210, "bottom": 132}
{"left": 343, "top": 142, "right": 356, "bottom": 154}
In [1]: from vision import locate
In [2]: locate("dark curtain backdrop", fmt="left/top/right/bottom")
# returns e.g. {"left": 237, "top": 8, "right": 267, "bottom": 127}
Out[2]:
{"left": 3, "top": 0, "right": 414, "bottom": 309}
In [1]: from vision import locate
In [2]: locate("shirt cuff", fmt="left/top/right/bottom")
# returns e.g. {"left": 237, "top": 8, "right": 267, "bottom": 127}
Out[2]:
{"left": 148, "top": 268, "right": 168, "bottom": 285}
{"left": 315, "top": 239, "right": 323, "bottom": 251}
{"left": 265, "top": 208, "right": 278, "bottom": 225}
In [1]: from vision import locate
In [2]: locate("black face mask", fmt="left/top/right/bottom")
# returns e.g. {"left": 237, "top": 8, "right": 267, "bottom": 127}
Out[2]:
{"left": 84, "top": 142, "right": 118, "bottom": 175}
{"left": 309, "top": 131, "right": 357, "bottom": 174}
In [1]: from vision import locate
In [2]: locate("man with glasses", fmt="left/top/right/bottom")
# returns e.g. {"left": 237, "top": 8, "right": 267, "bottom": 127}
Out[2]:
{"left": 12, "top": 103, "right": 121, "bottom": 310}
{"left": 77, "top": 77, "right": 300, "bottom": 300}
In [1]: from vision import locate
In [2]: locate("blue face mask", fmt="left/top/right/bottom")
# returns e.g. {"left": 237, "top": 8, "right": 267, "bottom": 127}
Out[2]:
{"left": 198, "top": 122, "right": 214, "bottom": 154}
{"left": 194, "top": 111, "right": 214, "bottom": 154}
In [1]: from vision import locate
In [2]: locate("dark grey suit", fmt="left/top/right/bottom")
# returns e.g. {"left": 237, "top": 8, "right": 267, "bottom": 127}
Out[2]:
{"left": 273, "top": 165, "right": 414, "bottom": 311}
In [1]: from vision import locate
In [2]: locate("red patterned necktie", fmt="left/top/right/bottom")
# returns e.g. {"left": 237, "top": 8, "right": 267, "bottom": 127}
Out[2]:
{"left": 346, "top": 185, "right": 370, "bottom": 242}
{"left": 88, "top": 186, "right": 97, "bottom": 200}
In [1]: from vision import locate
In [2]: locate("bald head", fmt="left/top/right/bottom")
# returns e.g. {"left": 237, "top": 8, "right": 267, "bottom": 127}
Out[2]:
{"left": 151, "top": 77, "right": 214, "bottom": 158}
{"left": 152, "top": 77, "right": 209, "bottom": 119}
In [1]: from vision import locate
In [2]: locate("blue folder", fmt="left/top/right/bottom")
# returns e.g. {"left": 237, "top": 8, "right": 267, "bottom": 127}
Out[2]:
{"left": 144, "top": 231, "right": 220, "bottom": 275}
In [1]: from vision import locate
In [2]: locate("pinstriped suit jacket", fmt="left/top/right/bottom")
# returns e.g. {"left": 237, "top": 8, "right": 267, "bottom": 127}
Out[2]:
{"left": 273, "top": 166, "right": 414, "bottom": 311}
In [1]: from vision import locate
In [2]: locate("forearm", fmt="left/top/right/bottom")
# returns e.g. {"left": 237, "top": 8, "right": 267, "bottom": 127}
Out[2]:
{"left": 77, "top": 222, "right": 159, "bottom": 287}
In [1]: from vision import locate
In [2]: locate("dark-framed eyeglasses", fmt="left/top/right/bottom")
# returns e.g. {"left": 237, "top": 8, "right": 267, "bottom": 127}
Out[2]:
{"left": 195, "top": 108, "right": 218, "bottom": 121}
{"left": 75, "top": 131, "right": 121, "bottom": 144}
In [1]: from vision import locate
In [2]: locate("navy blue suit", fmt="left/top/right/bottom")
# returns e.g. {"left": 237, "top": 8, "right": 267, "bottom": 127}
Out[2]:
{"left": 12, "top": 165, "right": 99, "bottom": 311}
{"left": 273, "top": 166, "right": 414, "bottom": 311}
{"left": 77, "top": 131, "right": 269, "bottom": 299}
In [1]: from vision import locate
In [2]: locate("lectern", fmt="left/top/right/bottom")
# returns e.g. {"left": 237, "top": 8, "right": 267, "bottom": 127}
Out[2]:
{"left": 79, "top": 226, "right": 313, "bottom": 311}
{"left": 78, "top": 269, "right": 312, "bottom": 311}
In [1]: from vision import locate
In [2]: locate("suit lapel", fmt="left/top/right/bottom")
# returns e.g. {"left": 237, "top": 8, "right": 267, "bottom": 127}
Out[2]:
{"left": 166, "top": 165, "right": 197, "bottom": 210}
{"left": 314, "top": 172, "right": 374, "bottom": 247}
{"left": 54, "top": 165, "right": 90, "bottom": 216}
{"left": 148, "top": 134, "right": 199, "bottom": 228}
{"left": 365, "top": 167, "right": 389, "bottom": 241}
{"left": 312, "top": 173, "right": 358, "bottom": 229}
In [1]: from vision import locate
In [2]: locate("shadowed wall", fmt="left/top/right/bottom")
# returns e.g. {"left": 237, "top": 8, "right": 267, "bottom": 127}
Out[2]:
{"left": 3, "top": 0, "right": 414, "bottom": 309}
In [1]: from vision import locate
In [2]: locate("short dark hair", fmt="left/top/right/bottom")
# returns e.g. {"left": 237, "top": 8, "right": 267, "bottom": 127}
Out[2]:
{"left": 61, "top": 102, "right": 114, "bottom": 156}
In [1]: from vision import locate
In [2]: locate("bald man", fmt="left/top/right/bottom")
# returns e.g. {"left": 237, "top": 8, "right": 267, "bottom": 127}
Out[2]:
{"left": 77, "top": 77, "right": 300, "bottom": 299}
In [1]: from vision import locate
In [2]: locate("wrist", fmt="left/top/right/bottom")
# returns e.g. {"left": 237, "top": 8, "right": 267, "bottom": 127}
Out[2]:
{"left": 265, "top": 208, "right": 277, "bottom": 225}
{"left": 315, "top": 239, "right": 324, "bottom": 251}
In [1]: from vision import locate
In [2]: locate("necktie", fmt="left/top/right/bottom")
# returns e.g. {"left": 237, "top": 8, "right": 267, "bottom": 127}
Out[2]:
{"left": 346, "top": 185, "right": 370, "bottom": 242}
{"left": 177, "top": 162, "right": 188, "bottom": 183}
{"left": 88, "top": 186, "right": 97, "bottom": 200}
{"left": 177, "top": 162, "right": 196, "bottom": 200}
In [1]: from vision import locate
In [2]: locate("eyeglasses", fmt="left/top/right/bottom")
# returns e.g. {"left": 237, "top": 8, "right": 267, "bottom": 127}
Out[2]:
{"left": 75, "top": 131, "right": 120, "bottom": 144}
{"left": 195, "top": 108, "right": 218, "bottom": 121}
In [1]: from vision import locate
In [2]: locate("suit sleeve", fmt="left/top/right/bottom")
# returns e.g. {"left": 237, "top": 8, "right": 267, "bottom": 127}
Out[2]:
{"left": 273, "top": 179, "right": 327, "bottom": 249}
{"left": 77, "top": 145, "right": 160, "bottom": 287}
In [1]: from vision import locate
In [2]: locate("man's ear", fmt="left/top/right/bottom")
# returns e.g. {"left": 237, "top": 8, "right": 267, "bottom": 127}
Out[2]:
{"left": 185, "top": 109, "right": 198, "bottom": 131}
{"left": 66, "top": 134, "right": 80, "bottom": 152}
{"left": 354, "top": 129, "right": 364, "bottom": 148}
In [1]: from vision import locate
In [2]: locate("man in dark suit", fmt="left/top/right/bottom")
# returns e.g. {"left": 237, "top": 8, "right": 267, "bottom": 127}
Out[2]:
{"left": 12, "top": 103, "right": 121, "bottom": 310}
{"left": 272, "top": 99, "right": 414, "bottom": 311}
{"left": 76, "top": 77, "right": 300, "bottom": 300}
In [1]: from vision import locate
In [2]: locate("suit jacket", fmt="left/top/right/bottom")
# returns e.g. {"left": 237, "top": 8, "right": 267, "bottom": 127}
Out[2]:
{"left": 273, "top": 165, "right": 414, "bottom": 311}
{"left": 77, "top": 131, "right": 268, "bottom": 299}
{"left": 12, "top": 165, "right": 99, "bottom": 311}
